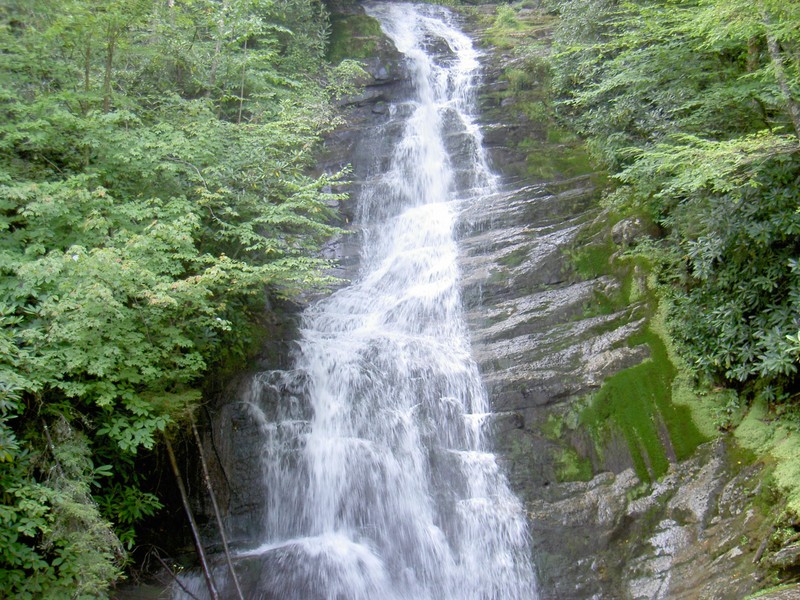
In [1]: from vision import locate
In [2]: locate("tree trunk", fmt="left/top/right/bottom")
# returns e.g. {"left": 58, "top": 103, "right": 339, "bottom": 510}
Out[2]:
{"left": 103, "top": 29, "right": 117, "bottom": 113}
{"left": 190, "top": 415, "right": 245, "bottom": 600}
{"left": 208, "top": 1, "right": 229, "bottom": 97}
{"left": 80, "top": 38, "right": 92, "bottom": 122}
{"left": 209, "top": 35, "right": 222, "bottom": 93}
{"left": 237, "top": 39, "right": 247, "bottom": 125}
{"left": 83, "top": 42, "right": 92, "bottom": 94}
{"left": 747, "top": 37, "right": 759, "bottom": 73}
{"left": 764, "top": 17, "right": 800, "bottom": 138}
{"left": 165, "top": 435, "right": 220, "bottom": 600}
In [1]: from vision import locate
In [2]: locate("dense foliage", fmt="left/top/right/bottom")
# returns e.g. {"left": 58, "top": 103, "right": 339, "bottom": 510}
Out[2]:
{"left": 0, "top": 0, "right": 356, "bottom": 595}
{"left": 549, "top": 0, "right": 800, "bottom": 399}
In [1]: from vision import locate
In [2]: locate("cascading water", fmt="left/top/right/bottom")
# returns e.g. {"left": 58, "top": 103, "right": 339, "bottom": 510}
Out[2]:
{"left": 175, "top": 3, "right": 538, "bottom": 599}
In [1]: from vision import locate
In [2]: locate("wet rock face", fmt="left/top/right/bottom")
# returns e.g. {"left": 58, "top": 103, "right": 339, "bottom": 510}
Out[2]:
{"left": 459, "top": 181, "right": 648, "bottom": 420}
{"left": 456, "top": 166, "right": 648, "bottom": 599}
{"left": 520, "top": 440, "right": 772, "bottom": 600}
{"left": 457, "top": 182, "right": 777, "bottom": 598}
{"left": 456, "top": 12, "right": 775, "bottom": 600}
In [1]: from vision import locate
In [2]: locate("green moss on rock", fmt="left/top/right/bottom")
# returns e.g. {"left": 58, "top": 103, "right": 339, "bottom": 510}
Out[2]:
{"left": 569, "top": 239, "right": 616, "bottom": 279}
{"left": 735, "top": 398, "right": 800, "bottom": 513}
{"left": 327, "top": 14, "right": 383, "bottom": 63}
{"left": 556, "top": 447, "right": 593, "bottom": 482}
{"left": 579, "top": 326, "right": 709, "bottom": 482}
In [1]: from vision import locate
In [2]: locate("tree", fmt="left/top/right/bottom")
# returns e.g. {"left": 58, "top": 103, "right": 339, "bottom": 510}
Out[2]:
{"left": 0, "top": 0, "right": 351, "bottom": 594}
{"left": 692, "top": 0, "right": 800, "bottom": 138}
{"left": 550, "top": 0, "right": 800, "bottom": 398}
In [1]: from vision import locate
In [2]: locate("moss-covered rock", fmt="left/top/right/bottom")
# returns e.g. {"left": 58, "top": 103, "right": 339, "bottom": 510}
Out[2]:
{"left": 326, "top": 13, "right": 384, "bottom": 63}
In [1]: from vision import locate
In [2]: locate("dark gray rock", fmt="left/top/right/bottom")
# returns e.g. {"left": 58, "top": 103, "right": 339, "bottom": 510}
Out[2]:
{"left": 769, "top": 544, "right": 800, "bottom": 570}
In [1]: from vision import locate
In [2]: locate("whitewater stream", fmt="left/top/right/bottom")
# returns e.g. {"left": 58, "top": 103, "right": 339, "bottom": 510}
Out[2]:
{"left": 175, "top": 3, "right": 538, "bottom": 598}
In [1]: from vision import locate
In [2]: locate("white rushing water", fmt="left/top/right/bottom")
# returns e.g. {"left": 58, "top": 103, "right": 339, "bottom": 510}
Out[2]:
{"left": 176, "top": 3, "right": 538, "bottom": 599}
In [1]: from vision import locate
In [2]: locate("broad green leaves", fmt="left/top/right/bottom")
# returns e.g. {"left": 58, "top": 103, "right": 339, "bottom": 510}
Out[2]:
{"left": 1, "top": 0, "right": 347, "bottom": 594}
{"left": 667, "top": 153, "right": 800, "bottom": 383}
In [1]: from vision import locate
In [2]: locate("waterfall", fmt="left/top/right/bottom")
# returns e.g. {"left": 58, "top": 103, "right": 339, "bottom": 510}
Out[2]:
{"left": 175, "top": 3, "right": 538, "bottom": 599}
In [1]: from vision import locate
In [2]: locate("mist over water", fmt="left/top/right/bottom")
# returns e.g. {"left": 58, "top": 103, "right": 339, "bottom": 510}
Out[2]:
{"left": 175, "top": 3, "right": 538, "bottom": 598}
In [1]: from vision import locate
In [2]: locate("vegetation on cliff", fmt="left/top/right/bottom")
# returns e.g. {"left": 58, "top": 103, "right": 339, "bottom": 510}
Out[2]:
{"left": 481, "top": 0, "right": 800, "bottom": 387}
{"left": 480, "top": 0, "right": 800, "bottom": 483}
{"left": 473, "top": 0, "right": 800, "bottom": 585}
{"left": 0, "top": 0, "right": 361, "bottom": 595}
{"left": 547, "top": 0, "right": 800, "bottom": 511}
{"left": 551, "top": 0, "right": 800, "bottom": 390}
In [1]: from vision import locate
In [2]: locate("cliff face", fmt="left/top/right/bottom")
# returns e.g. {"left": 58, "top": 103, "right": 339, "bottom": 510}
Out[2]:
{"left": 457, "top": 174, "right": 774, "bottom": 597}
{"left": 457, "top": 8, "right": 790, "bottom": 599}
{"left": 180, "top": 4, "right": 796, "bottom": 599}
